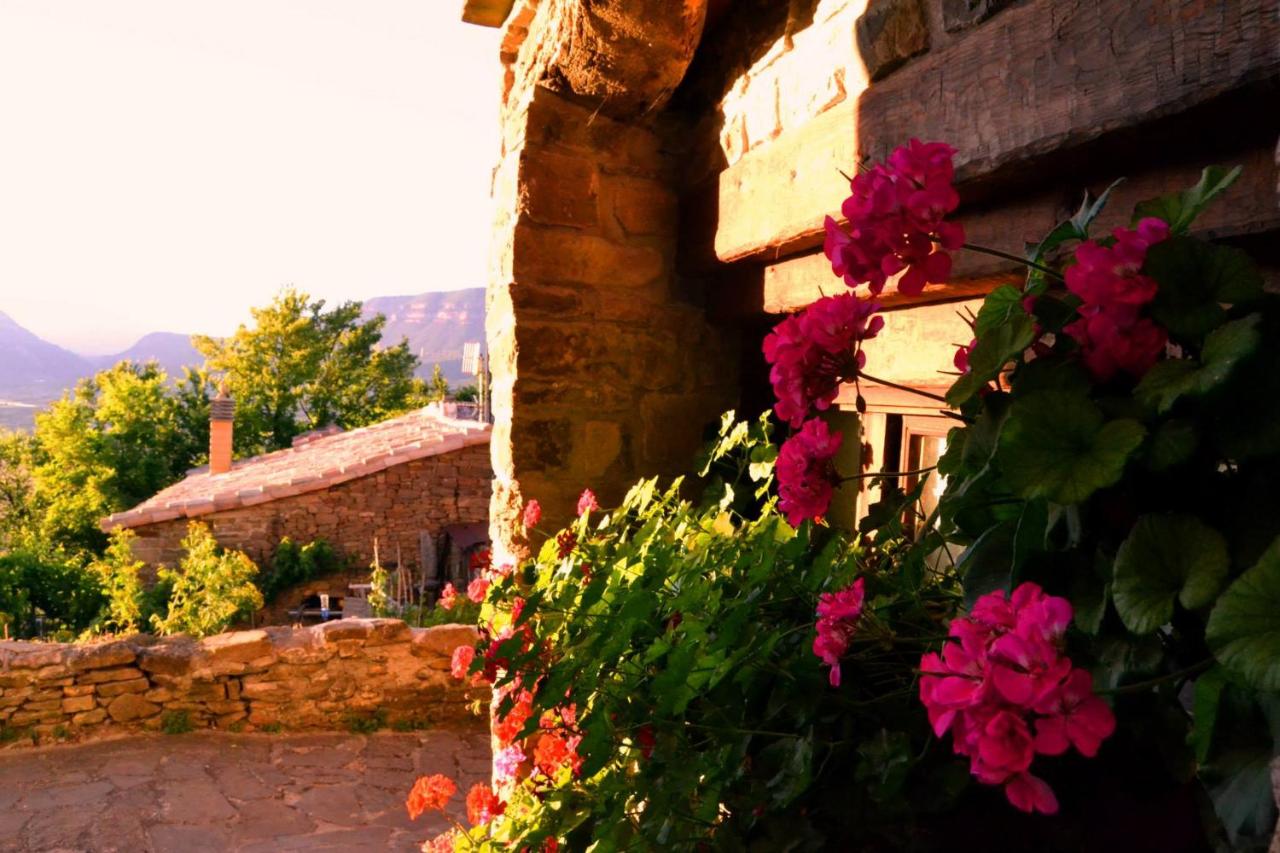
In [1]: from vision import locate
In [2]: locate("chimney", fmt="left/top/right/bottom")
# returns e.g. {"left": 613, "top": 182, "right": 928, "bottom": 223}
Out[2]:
{"left": 209, "top": 385, "right": 234, "bottom": 475}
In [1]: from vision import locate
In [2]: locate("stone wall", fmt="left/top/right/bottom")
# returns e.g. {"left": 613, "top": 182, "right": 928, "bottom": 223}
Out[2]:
{"left": 128, "top": 444, "right": 491, "bottom": 574}
{"left": 0, "top": 620, "right": 484, "bottom": 747}
{"left": 485, "top": 2, "right": 741, "bottom": 556}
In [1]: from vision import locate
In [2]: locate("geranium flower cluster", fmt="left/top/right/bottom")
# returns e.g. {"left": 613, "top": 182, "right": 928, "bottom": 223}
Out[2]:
{"left": 763, "top": 293, "right": 884, "bottom": 428}
{"left": 812, "top": 578, "right": 865, "bottom": 687}
{"left": 823, "top": 139, "right": 965, "bottom": 297}
{"left": 918, "top": 583, "right": 1116, "bottom": 815}
{"left": 775, "top": 419, "right": 843, "bottom": 527}
{"left": 1062, "top": 218, "right": 1170, "bottom": 380}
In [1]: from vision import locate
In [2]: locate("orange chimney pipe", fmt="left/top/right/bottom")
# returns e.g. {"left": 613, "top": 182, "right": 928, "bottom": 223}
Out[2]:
{"left": 209, "top": 385, "right": 234, "bottom": 475}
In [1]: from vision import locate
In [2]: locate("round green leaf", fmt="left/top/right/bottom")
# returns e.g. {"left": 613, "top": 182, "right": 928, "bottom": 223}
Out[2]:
{"left": 1113, "top": 514, "right": 1228, "bottom": 634}
{"left": 995, "top": 391, "right": 1146, "bottom": 505}
{"left": 1207, "top": 537, "right": 1280, "bottom": 691}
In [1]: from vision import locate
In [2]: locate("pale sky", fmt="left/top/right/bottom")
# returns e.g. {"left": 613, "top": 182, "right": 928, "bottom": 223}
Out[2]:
{"left": 0, "top": 1, "right": 502, "bottom": 354}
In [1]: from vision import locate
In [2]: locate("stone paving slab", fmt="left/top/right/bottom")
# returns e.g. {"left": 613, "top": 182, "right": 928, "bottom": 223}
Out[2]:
{"left": 0, "top": 729, "right": 491, "bottom": 852}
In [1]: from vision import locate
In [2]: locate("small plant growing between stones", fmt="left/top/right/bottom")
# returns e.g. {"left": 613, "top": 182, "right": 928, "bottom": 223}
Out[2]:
{"left": 259, "top": 722, "right": 284, "bottom": 734}
{"left": 343, "top": 709, "right": 387, "bottom": 735}
{"left": 161, "top": 709, "right": 194, "bottom": 735}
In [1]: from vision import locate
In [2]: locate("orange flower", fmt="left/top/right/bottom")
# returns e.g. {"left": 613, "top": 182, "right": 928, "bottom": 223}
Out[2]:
{"left": 465, "top": 783, "right": 506, "bottom": 825}
{"left": 406, "top": 774, "right": 456, "bottom": 820}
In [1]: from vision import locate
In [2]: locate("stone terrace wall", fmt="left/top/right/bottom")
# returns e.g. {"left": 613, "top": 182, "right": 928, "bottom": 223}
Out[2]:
{"left": 0, "top": 619, "right": 484, "bottom": 747}
{"left": 129, "top": 444, "right": 491, "bottom": 573}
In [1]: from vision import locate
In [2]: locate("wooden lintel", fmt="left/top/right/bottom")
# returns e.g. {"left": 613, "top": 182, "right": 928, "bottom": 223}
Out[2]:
{"left": 686, "top": 0, "right": 1279, "bottom": 269}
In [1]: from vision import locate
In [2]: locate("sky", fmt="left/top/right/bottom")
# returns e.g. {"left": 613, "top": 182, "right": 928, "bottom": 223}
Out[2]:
{"left": 0, "top": 1, "right": 502, "bottom": 354}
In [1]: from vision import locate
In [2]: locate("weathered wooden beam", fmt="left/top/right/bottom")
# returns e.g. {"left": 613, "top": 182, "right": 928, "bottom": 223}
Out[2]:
{"left": 759, "top": 143, "right": 1280, "bottom": 314}
{"left": 690, "top": 0, "right": 1279, "bottom": 267}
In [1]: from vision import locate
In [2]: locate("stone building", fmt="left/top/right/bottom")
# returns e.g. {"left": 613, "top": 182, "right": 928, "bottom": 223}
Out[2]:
{"left": 462, "top": 0, "right": 1280, "bottom": 557}
{"left": 102, "top": 405, "right": 492, "bottom": 605}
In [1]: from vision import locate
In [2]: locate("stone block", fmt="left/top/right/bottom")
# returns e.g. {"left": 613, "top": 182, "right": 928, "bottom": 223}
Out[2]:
{"left": 68, "top": 641, "right": 137, "bottom": 672}
{"left": 512, "top": 223, "right": 664, "bottom": 288}
{"left": 520, "top": 147, "right": 598, "bottom": 228}
{"left": 106, "top": 693, "right": 161, "bottom": 722}
{"left": 71, "top": 708, "right": 107, "bottom": 726}
{"left": 940, "top": 0, "right": 1017, "bottom": 31}
{"left": 76, "top": 666, "right": 145, "bottom": 685}
{"left": 62, "top": 684, "right": 95, "bottom": 697}
{"left": 62, "top": 695, "right": 97, "bottom": 713}
{"left": 855, "top": 0, "right": 930, "bottom": 81}
{"left": 137, "top": 642, "right": 196, "bottom": 677}
{"left": 200, "top": 630, "right": 273, "bottom": 665}
{"left": 410, "top": 625, "right": 479, "bottom": 660}
{"left": 96, "top": 677, "right": 150, "bottom": 698}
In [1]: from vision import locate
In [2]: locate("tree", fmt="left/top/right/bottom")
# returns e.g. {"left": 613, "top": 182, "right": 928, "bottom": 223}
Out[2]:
{"left": 150, "top": 522, "right": 262, "bottom": 637}
{"left": 0, "top": 430, "right": 39, "bottom": 550}
{"left": 30, "top": 361, "right": 194, "bottom": 554}
{"left": 193, "top": 287, "right": 419, "bottom": 456}
{"left": 428, "top": 363, "right": 450, "bottom": 402}
{"left": 454, "top": 384, "right": 479, "bottom": 403}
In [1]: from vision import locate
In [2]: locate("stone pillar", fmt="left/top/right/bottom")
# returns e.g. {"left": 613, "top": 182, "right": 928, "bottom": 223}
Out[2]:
{"left": 485, "top": 0, "right": 736, "bottom": 558}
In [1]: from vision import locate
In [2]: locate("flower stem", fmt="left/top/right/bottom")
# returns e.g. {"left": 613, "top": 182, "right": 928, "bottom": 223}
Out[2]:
{"left": 839, "top": 466, "right": 937, "bottom": 483}
{"left": 857, "top": 372, "right": 949, "bottom": 404}
{"left": 1095, "top": 659, "right": 1214, "bottom": 696}
{"left": 960, "top": 242, "right": 1064, "bottom": 281}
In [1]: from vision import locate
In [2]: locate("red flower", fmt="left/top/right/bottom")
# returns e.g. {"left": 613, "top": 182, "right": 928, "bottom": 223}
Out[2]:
{"left": 422, "top": 832, "right": 458, "bottom": 853}
{"left": 1062, "top": 218, "right": 1170, "bottom": 381}
{"left": 523, "top": 499, "right": 542, "bottom": 529}
{"left": 576, "top": 489, "right": 600, "bottom": 514}
{"left": 812, "top": 578, "right": 866, "bottom": 687}
{"left": 466, "top": 577, "right": 489, "bottom": 604}
{"left": 763, "top": 295, "right": 883, "bottom": 427}
{"left": 465, "top": 783, "right": 506, "bottom": 825}
{"left": 954, "top": 338, "right": 976, "bottom": 373}
{"left": 469, "top": 548, "right": 492, "bottom": 574}
{"left": 533, "top": 732, "right": 583, "bottom": 777}
{"left": 438, "top": 582, "right": 457, "bottom": 611}
{"left": 556, "top": 530, "right": 577, "bottom": 559}
{"left": 493, "top": 690, "right": 534, "bottom": 745}
{"left": 918, "top": 582, "right": 1115, "bottom": 815}
{"left": 406, "top": 774, "right": 456, "bottom": 819}
{"left": 450, "top": 644, "right": 475, "bottom": 680}
{"left": 776, "top": 419, "right": 843, "bottom": 526}
{"left": 824, "top": 140, "right": 964, "bottom": 297}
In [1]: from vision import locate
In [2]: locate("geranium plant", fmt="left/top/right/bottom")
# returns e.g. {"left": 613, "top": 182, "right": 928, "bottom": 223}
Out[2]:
{"left": 408, "top": 144, "right": 1278, "bottom": 851}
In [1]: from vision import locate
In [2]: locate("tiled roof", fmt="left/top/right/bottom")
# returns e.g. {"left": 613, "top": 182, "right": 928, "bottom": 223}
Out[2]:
{"left": 103, "top": 407, "right": 490, "bottom": 531}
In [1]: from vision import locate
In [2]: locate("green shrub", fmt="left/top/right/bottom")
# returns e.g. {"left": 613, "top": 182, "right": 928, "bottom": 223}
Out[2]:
{"left": 161, "top": 709, "right": 193, "bottom": 735}
{"left": 149, "top": 522, "right": 263, "bottom": 638}
{"left": 259, "top": 537, "right": 342, "bottom": 602}
{"left": 88, "top": 529, "right": 147, "bottom": 633}
{"left": 343, "top": 708, "right": 386, "bottom": 734}
{"left": 0, "top": 550, "right": 104, "bottom": 638}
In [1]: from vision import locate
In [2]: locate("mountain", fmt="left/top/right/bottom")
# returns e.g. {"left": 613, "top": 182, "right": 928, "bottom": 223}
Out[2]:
{"left": 0, "top": 288, "right": 486, "bottom": 431}
{"left": 89, "top": 332, "right": 201, "bottom": 380}
{"left": 362, "top": 288, "right": 485, "bottom": 385}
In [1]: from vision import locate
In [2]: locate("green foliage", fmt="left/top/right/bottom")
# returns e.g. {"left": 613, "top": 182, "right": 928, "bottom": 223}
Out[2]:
{"left": 258, "top": 537, "right": 343, "bottom": 602}
{"left": 161, "top": 709, "right": 194, "bottom": 735}
{"left": 150, "top": 522, "right": 263, "bottom": 638}
{"left": 88, "top": 528, "right": 149, "bottom": 633}
{"left": 343, "top": 709, "right": 387, "bottom": 734}
{"left": 462, "top": 414, "right": 962, "bottom": 850}
{"left": 194, "top": 287, "right": 420, "bottom": 456}
{"left": 427, "top": 363, "right": 450, "bottom": 403}
{"left": 28, "top": 361, "right": 200, "bottom": 554}
{"left": 929, "top": 165, "right": 1280, "bottom": 848}
{"left": 0, "top": 550, "right": 104, "bottom": 639}
{"left": 454, "top": 384, "right": 479, "bottom": 403}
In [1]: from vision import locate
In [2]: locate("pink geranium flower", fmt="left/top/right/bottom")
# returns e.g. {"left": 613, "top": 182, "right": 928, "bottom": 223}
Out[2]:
{"left": 824, "top": 140, "right": 965, "bottom": 297}
{"left": 918, "top": 582, "right": 1115, "bottom": 815}
{"left": 776, "top": 419, "right": 843, "bottom": 526}
{"left": 523, "top": 499, "right": 542, "bottom": 529}
{"left": 576, "top": 489, "right": 600, "bottom": 515}
{"left": 812, "top": 578, "right": 866, "bottom": 687}
{"left": 450, "top": 644, "right": 475, "bottom": 680}
{"left": 763, "top": 295, "right": 883, "bottom": 427}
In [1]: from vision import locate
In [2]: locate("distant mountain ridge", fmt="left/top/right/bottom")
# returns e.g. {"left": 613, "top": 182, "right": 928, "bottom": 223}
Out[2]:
{"left": 0, "top": 288, "right": 485, "bottom": 430}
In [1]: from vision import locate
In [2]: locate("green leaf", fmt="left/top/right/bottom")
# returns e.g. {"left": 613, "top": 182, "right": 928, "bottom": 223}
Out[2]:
{"left": 1138, "top": 315, "right": 1263, "bottom": 413}
{"left": 1069, "top": 551, "right": 1112, "bottom": 636}
{"left": 1024, "top": 180, "right": 1122, "bottom": 290}
{"left": 1134, "top": 165, "right": 1242, "bottom": 234}
{"left": 1207, "top": 537, "right": 1280, "bottom": 691}
{"left": 1190, "top": 666, "right": 1227, "bottom": 765}
{"left": 946, "top": 311, "right": 1035, "bottom": 407}
{"left": 1206, "top": 750, "right": 1277, "bottom": 848}
{"left": 1145, "top": 238, "right": 1263, "bottom": 339}
{"left": 995, "top": 391, "right": 1146, "bottom": 505}
{"left": 1144, "top": 418, "right": 1198, "bottom": 471}
{"left": 958, "top": 500, "right": 1048, "bottom": 609}
{"left": 1112, "top": 514, "right": 1228, "bottom": 634}
{"left": 973, "top": 286, "right": 1024, "bottom": 336}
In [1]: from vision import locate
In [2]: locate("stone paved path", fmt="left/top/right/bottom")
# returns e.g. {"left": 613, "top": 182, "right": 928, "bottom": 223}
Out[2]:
{"left": 0, "top": 729, "right": 491, "bottom": 852}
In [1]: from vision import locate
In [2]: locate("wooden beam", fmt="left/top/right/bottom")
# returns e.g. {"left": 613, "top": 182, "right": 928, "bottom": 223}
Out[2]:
{"left": 759, "top": 143, "right": 1280, "bottom": 314}
{"left": 690, "top": 0, "right": 1279, "bottom": 267}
